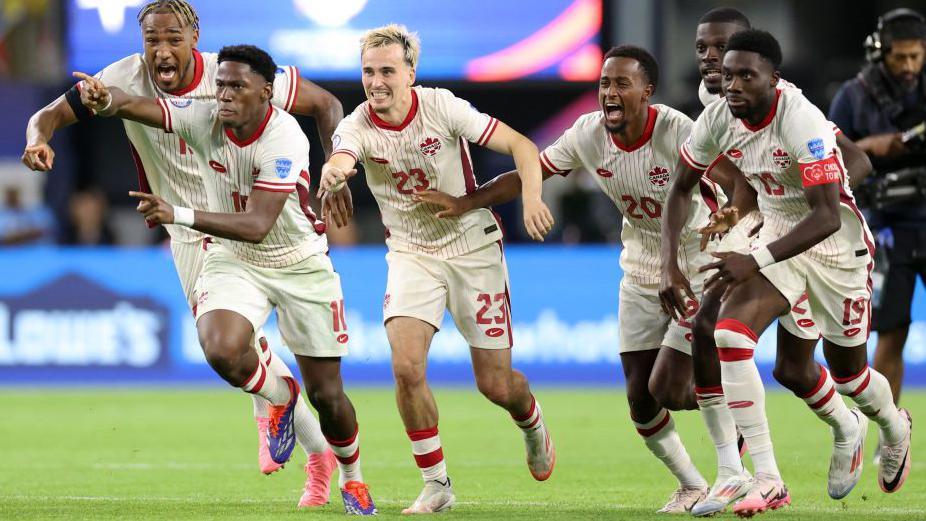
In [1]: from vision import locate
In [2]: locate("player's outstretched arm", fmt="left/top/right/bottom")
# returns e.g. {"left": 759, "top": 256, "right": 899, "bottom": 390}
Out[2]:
{"left": 481, "top": 122, "right": 554, "bottom": 241}
{"left": 129, "top": 188, "right": 287, "bottom": 243}
{"left": 413, "top": 168, "right": 557, "bottom": 219}
{"left": 290, "top": 77, "right": 344, "bottom": 159}
{"left": 836, "top": 132, "right": 872, "bottom": 189}
{"left": 72, "top": 72, "right": 164, "bottom": 128}
{"left": 318, "top": 152, "right": 358, "bottom": 196}
{"left": 659, "top": 161, "right": 702, "bottom": 318}
{"left": 23, "top": 94, "right": 79, "bottom": 172}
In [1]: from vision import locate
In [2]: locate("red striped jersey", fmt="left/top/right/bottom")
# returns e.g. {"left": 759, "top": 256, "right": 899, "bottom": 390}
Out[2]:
{"left": 541, "top": 104, "right": 723, "bottom": 286}
{"left": 332, "top": 86, "right": 503, "bottom": 258}
{"left": 162, "top": 100, "right": 327, "bottom": 268}
{"left": 92, "top": 51, "right": 300, "bottom": 244}
{"left": 683, "top": 88, "right": 873, "bottom": 268}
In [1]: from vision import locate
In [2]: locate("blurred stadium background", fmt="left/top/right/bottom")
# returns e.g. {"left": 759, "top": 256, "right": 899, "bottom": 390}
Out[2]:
{"left": 3, "top": 1, "right": 926, "bottom": 519}
{"left": 2, "top": 0, "right": 926, "bottom": 386}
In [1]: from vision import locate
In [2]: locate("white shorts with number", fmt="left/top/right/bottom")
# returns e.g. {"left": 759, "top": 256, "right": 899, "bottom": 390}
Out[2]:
{"left": 195, "top": 243, "right": 349, "bottom": 357}
{"left": 618, "top": 267, "right": 710, "bottom": 356}
{"left": 383, "top": 242, "right": 512, "bottom": 350}
{"left": 759, "top": 253, "right": 871, "bottom": 347}
{"left": 717, "top": 225, "right": 821, "bottom": 341}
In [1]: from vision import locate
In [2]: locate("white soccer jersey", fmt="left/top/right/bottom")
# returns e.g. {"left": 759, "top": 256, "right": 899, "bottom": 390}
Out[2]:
{"left": 682, "top": 88, "right": 873, "bottom": 269}
{"left": 161, "top": 99, "right": 327, "bottom": 268}
{"left": 332, "top": 86, "right": 503, "bottom": 258}
{"left": 93, "top": 50, "right": 300, "bottom": 243}
{"left": 540, "top": 105, "right": 723, "bottom": 286}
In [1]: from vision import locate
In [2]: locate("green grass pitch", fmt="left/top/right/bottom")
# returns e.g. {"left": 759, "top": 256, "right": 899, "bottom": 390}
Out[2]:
{"left": 0, "top": 388, "right": 922, "bottom": 520}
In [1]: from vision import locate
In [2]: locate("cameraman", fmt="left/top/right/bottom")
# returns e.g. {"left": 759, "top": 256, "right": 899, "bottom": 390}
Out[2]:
{"left": 829, "top": 8, "right": 926, "bottom": 413}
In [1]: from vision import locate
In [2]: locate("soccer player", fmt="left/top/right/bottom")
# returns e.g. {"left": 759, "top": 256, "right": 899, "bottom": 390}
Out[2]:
{"left": 317, "top": 24, "right": 556, "bottom": 514}
{"left": 685, "top": 8, "right": 875, "bottom": 514}
{"left": 414, "top": 45, "right": 719, "bottom": 514}
{"left": 661, "top": 29, "right": 912, "bottom": 517}
{"left": 22, "top": 0, "right": 343, "bottom": 505}
{"left": 75, "top": 44, "right": 377, "bottom": 515}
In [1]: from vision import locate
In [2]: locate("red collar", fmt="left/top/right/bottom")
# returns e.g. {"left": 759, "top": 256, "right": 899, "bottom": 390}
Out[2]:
{"left": 165, "top": 49, "right": 204, "bottom": 96}
{"left": 739, "top": 89, "right": 781, "bottom": 132}
{"left": 368, "top": 89, "right": 419, "bottom": 131}
{"left": 225, "top": 105, "right": 273, "bottom": 147}
{"left": 610, "top": 106, "right": 658, "bottom": 152}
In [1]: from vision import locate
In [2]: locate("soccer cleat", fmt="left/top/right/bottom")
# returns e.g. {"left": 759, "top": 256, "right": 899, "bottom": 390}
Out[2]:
{"left": 340, "top": 480, "right": 377, "bottom": 515}
{"left": 828, "top": 408, "right": 868, "bottom": 499}
{"left": 731, "top": 473, "right": 790, "bottom": 518}
{"left": 656, "top": 485, "right": 708, "bottom": 514}
{"left": 879, "top": 408, "right": 912, "bottom": 494}
{"left": 524, "top": 417, "right": 556, "bottom": 481}
{"left": 266, "top": 376, "right": 300, "bottom": 465}
{"left": 692, "top": 471, "right": 753, "bottom": 517}
{"left": 401, "top": 478, "right": 456, "bottom": 514}
{"left": 298, "top": 449, "right": 337, "bottom": 508}
{"left": 256, "top": 417, "right": 284, "bottom": 475}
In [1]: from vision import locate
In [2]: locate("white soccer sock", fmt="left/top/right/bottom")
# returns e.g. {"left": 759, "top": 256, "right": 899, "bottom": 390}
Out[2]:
{"left": 715, "top": 319, "right": 780, "bottom": 478}
{"left": 833, "top": 366, "right": 907, "bottom": 445}
{"left": 695, "top": 385, "right": 744, "bottom": 475}
{"left": 407, "top": 425, "right": 449, "bottom": 483}
{"left": 633, "top": 408, "right": 707, "bottom": 489}
{"left": 511, "top": 394, "right": 545, "bottom": 437}
{"left": 239, "top": 358, "right": 291, "bottom": 406}
{"left": 327, "top": 425, "right": 364, "bottom": 487}
{"left": 799, "top": 364, "right": 857, "bottom": 442}
{"left": 293, "top": 398, "right": 328, "bottom": 454}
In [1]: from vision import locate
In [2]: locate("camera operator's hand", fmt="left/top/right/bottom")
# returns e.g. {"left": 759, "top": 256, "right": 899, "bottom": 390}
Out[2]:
{"left": 858, "top": 132, "right": 906, "bottom": 158}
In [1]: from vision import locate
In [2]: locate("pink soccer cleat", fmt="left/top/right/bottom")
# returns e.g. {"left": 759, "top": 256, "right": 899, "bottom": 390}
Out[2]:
{"left": 732, "top": 473, "right": 790, "bottom": 518}
{"left": 256, "top": 417, "right": 284, "bottom": 475}
{"left": 299, "top": 449, "right": 337, "bottom": 508}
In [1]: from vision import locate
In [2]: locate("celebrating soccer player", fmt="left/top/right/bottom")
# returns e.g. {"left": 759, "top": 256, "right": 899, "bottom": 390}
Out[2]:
{"left": 22, "top": 0, "right": 345, "bottom": 506}
{"left": 661, "top": 29, "right": 912, "bottom": 517}
{"left": 318, "top": 24, "right": 556, "bottom": 514}
{"left": 415, "top": 45, "right": 727, "bottom": 514}
{"left": 74, "top": 44, "right": 377, "bottom": 515}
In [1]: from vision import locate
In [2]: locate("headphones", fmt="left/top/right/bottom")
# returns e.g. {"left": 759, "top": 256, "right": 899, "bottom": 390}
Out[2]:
{"left": 865, "top": 8, "right": 926, "bottom": 62}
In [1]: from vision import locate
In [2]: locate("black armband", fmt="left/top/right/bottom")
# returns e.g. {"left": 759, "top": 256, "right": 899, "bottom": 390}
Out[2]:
{"left": 65, "top": 84, "right": 95, "bottom": 121}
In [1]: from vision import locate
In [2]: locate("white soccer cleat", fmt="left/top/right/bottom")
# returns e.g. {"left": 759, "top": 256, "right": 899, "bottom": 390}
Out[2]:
{"left": 401, "top": 479, "right": 456, "bottom": 514}
{"left": 691, "top": 471, "right": 753, "bottom": 517}
{"left": 828, "top": 407, "right": 868, "bottom": 499}
{"left": 656, "top": 485, "right": 708, "bottom": 514}
{"left": 879, "top": 408, "right": 912, "bottom": 494}
{"left": 524, "top": 420, "right": 555, "bottom": 481}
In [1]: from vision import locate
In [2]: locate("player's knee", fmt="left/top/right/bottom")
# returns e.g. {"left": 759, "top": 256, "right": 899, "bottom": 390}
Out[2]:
{"left": 625, "top": 378, "right": 653, "bottom": 412}
{"left": 649, "top": 376, "right": 693, "bottom": 411}
{"left": 305, "top": 382, "right": 344, "bottom": 413}
{"left": 199, "top": 335, "right": 249, "bottom": 384}
{"left": 392, "top": 360, "right": 427, "bottom": 391}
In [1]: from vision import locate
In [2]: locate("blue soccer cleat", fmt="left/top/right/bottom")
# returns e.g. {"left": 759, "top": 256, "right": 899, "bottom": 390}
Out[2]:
{"left": 266, "top": 376, "right": 300, "bottom": 465}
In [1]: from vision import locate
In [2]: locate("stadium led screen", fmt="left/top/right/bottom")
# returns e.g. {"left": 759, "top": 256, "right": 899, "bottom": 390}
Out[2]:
{"left": 68, "top": 0, "right": 602, "bottom": 81}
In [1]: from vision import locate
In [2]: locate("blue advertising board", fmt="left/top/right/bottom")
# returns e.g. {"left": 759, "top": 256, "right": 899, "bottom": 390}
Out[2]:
{"left": 68, "top": 0, "right": 603, "bottom": 81}
{"left": 0, "top": 245, "right": 924, "bottom": 386}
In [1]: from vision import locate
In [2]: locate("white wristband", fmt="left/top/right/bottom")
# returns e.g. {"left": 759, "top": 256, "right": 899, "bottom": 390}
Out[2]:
{"left": 751, "top": 246, "right": 776, "bottom": 269}
{"left": 173, "top": 206, "right": 195, "bottom": 227}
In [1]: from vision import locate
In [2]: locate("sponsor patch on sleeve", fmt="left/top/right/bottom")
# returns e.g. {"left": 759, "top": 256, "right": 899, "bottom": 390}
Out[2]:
{"left": 275, "top": 158, "right": 293, "bottom": 178}
{"left": 807, "top": 137, "right": 825, "bottom": 160}
{"left": 169, "top": 97, "right": 193, "bottom": 108}
{"left": 800, "top": 156, "right": 841, "bottom": 187}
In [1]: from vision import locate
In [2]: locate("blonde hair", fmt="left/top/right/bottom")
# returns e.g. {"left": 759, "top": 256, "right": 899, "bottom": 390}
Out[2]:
{"left": 360, "top": 24, "right": 420, "bottom": 69}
